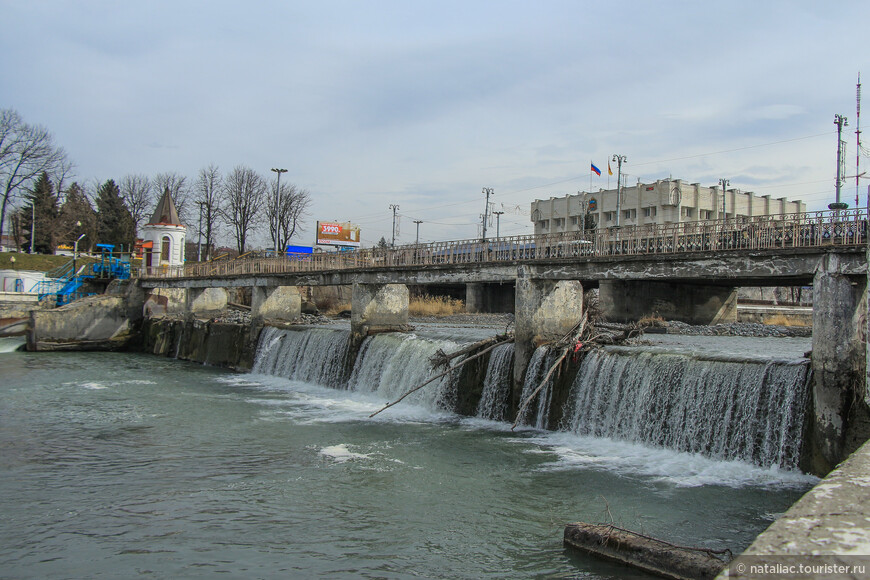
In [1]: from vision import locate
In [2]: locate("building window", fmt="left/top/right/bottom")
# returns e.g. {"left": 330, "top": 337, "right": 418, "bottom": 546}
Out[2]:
{"left": 538, "top": 220, "right": 550, "bottom": 230}
{"left": 553, "top": 218, "right": 565, "bottom": 229}
{"left": 623, "top": 209, "right": 636, "bottom": 220}
{"left": 160, "top": 236, "right": 171, "bottom": 262}
{"left": 570, "top": 216, "right": 579, "bottom": 226}
{"left": 604, "top": 212, "right": 614, "bottom": 222}
{"left": 683, "top": 207, "right": 694, "bottom": 218}
{"left": 701, "top": 210, "right": 713, "bottom": 220}
{"left": 644, "top": 206, "right": 657, "bottom": 217}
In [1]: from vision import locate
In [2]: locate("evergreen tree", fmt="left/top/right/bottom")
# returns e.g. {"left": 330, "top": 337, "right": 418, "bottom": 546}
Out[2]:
{"left": 377, "top": 236, "right": 389, "bottom": 249}
{"left": 96, "top": 179, "right": 135, "bottom": 250}
{"left": 20, "top": 172, "right": 59, "bottom": 253}
{"left": 58, "top": 182, "right": 97, "bottom": 252}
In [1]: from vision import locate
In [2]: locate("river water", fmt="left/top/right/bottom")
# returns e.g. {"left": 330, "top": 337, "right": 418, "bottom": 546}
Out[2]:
{"left": 0, "top": 335, "right": 816, "bottom": 579}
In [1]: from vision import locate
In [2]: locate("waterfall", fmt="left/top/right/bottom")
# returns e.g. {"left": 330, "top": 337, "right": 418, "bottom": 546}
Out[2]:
{"left": 515, "top": 346, "right": 556, "bottom": 429}
{"left": 475, "top": 343, "right": 515, "bottom": 421}
{"left": 348, "top": 333, "right": 461, "bottom": 410}
{"left": 252, "top": 326, "right": 352, "bottom": 386}
{"left": 560, "top": 348, "right": 811, "bottom": 469}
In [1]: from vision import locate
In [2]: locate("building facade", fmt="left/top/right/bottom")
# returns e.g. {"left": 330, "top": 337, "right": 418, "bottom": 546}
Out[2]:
{"left": 531, "top": 179, "right": 806, "bottom": 235}
{"left": 141, "top": 188, "right": 186, "bottom": 269}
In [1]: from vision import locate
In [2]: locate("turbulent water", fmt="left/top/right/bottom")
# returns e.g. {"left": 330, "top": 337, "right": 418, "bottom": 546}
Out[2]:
{"left": 561, "top": 348, "right": 811, "bottom": 469}
{"left": 475, "top": 343, "right": 514, "bottom": 421}
{"left": 0, "top": 330, "right": 818, "bottom": 579}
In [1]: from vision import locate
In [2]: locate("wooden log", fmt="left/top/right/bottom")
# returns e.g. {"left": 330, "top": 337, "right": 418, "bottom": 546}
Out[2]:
{"left": 563, "top": 523, "right": 728, "bottom": 580}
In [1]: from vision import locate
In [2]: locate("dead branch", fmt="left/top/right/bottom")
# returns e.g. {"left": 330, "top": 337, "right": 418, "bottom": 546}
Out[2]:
{"left": 370, "top": 336, "right": 514, "bottom": 418}
{"left": 429, "top": 333, "right": 512, "bottom": 368}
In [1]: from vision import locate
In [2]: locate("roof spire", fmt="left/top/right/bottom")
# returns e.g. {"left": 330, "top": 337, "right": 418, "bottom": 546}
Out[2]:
{"left": 147, "top": 187, "right": 182, "bottom": 225}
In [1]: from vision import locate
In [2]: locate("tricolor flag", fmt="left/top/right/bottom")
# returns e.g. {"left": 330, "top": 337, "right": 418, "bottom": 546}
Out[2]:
{"left": 608, "top": 160, "right": 613, "bottom": 176}
{"left": 590, "top": 163, "right": 601, "bottom": 176}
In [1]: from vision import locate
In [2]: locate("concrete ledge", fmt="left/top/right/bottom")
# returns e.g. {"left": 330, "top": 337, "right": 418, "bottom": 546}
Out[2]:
{"left": 718, "top": 439, "right": 870, "bottom": 578}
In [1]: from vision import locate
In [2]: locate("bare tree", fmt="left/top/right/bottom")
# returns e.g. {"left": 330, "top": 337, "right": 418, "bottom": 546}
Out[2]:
{"left": 153, "top": 171, "right": 190, "bottom": 223}
{"left": 0, "top": 108, "right": 69, "bottom": 240}
{"left": 119, "top": 174, "right": 154, "bottom": 234}
{"left": 222, "top": 165, "right": 265, "bottom": 254}
{"left": 193, "top": 164, "right": 222, "bottom": 260}
{"left": 266, "top": 180, "right": 312, "bottom": 251}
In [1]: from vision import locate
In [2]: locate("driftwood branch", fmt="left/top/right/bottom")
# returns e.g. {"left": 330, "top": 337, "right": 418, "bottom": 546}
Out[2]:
{"left": 370, "top": 336, "right": 514, "bottom": 418}
{"left": 429, "top": 333, "right": 511, "bottom": 368}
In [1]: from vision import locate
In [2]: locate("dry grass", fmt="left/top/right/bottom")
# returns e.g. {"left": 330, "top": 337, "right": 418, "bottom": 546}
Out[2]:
{"left": 409, "top": 296, "right": 465, "bottom": 317}
{"left": 638, "top": 313, "right": 666, "bottom": 327}
{"left": 323, "top": 301, "right": 351, "bottom": 316}
{"left": 763, "top": 313, "right": 809, "bottom": 327}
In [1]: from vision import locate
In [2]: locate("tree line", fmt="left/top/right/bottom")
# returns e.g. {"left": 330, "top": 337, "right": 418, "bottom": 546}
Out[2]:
{"left": 1, "top": 108, "right": 311, "bottom": 258}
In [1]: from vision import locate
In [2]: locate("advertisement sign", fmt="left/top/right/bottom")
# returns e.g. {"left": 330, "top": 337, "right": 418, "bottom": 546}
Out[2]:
{"left": 316, "top": 221, "right": 361, "bottom": 248}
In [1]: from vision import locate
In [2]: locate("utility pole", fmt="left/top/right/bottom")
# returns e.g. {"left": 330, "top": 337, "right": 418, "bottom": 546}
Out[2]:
{"left": 831, "top": 115, "right": 849, "bottom": 210}
{"left": 270, "top": 168, "right": 288, "bottom": 253}
{"left": 493, "top": 211, "right": 504, "bottom": 239}
{"left": 611, "top": 155, "right": 626, "bottom": 227}
{"left": 389, "top": 204, "right": 400, "bottom": 246}
{"left": 857, "top": 74, "right": 862, "bottom": 208}
{"left": 413, "top": 219, "right": 423, "bottom": 245}
{"left": 718, "top": 178, "right": 730, "bottom": 218}
{"left": 481, "top": 187, "right": 493, "bottom": 240}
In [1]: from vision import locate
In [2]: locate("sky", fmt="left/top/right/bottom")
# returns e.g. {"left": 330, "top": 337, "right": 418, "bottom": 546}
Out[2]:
{"left": 1, "top": 0, "right": 868, "bottom": 248}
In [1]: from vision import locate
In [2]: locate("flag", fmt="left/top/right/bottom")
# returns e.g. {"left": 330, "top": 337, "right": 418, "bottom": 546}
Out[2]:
{"left": 590, "top": 163, "right": 601, "bottom": 176}
{"left": 608, "top": 160, "right": 613, "bottom": 176}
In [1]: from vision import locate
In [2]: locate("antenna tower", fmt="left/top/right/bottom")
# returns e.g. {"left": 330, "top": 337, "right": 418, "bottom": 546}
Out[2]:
{"left": 857, "top": 73, "right": 863, "bottom": 207}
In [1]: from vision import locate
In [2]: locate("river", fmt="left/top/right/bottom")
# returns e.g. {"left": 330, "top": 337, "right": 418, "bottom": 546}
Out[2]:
{"left": 0, "top": 332, "right": 816, "bottom": 579}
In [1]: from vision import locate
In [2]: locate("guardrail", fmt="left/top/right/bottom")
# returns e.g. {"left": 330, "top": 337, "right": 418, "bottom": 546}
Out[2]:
{"left": 139, "top": 209, "right": 868, "bottom": 280}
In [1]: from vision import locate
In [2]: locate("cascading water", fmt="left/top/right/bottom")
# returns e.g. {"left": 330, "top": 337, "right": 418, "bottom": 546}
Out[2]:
{"left": 253, "top": 326, "right": 463, "bottom": 411}
{"left": 515, "top": 346, "right": 556, "bottom": 429}
{"left": 348, "top": 332, "right": 462, "bottom": 409}
{"left": 475, "top": 343, "right": 514, "bottom": 421}
{"left": 560, "top": 348, "right": 811, "bottom": 469}
{"left": 252, "top": 326, "right": 352, "bottom": 386}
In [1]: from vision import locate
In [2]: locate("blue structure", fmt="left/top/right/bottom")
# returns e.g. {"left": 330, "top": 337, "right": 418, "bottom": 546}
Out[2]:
{"left": 31, "top": 245, "right": 131, "bottom": 306}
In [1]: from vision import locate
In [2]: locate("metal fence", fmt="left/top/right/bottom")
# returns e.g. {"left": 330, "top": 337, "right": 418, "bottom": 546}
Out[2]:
{"left": 140, "top": 209, "right": 868, "bottom": 280}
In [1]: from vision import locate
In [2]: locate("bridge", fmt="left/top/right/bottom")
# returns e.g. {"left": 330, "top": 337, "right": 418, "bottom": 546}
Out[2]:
{"left": 137, "top": 208, "right": 868, "bottom": 474}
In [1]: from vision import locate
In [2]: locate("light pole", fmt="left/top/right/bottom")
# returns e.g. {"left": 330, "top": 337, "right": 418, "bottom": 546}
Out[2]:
{"left": 197, "top": 202, "right": 206, "bottom": 262}
{"left": 413, "top": 220, "right": 423, "bottom": 245}
{"left": 481, "top": 187, "right": 494, "bottom": 240}
{"left": 271, "top": 168, "right": 288, "bottom": 253}
{"left": 831, "top": 115, "right": 849, "bottom": 210}
{"left": 611, "top": 155, "right": 626, "bottom": 227}
{"left": 29, "top": 199, "right": 36, "bottom": 254}
{"left": 718, "top": 178, "right": 730, "bottom": 218}
{"left": 73, "top": 233, "right": 85, "bottom": 278}
{"left": 493, "top": 211, "right": 504, "bottom": 239}
{"left": 389, "top": 204, "right": 400, "bottom": 246}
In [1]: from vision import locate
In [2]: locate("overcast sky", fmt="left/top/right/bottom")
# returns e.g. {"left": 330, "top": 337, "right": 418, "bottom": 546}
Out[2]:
{"left": 1, "top": 1, "right": 868, "bottom": 247}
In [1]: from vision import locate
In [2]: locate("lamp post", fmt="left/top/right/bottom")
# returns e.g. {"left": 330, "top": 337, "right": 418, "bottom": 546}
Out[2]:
{"left": 29, "top": 200, "right": 36, "bottom": 254}
{"left": 611, "top": 155, "right": 626, "bottom": 227}
{"left": 73, "top": 233, "right": 86, "bottom": 278}
{"left": 197, "top": 202, "right": 206, "bottom": 262}
{"left": 389, "top": 204, "right": 400, "bottom": 246}
{"left": 413, "top": 220, "right": 423, "bottom": 245}
{"left": 271, "top": 168, "right": 288, "bottom": 254}
{"left": 493, "top": 211, "right": 504, "bottom": 239}
{"left": 718, "top": 178, "right": 730, "bottom": 218}
{"left": 831, "top": 115, "right": 849, "bottom": 210}
{"left": 481, "top": 187, "right": 494, "bottom": 240}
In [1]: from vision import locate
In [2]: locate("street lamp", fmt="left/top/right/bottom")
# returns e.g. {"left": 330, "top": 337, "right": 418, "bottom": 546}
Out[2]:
{"left": 197, "top": 202, "right": 206, "bottom": 262}
{"left": 271, "top": 168, "right": 288, "bottom": 254}
{"left": 719, "top": 178, "right": 730, "bottom": 218}
{"left": 611, "top": 155, "right": 626, "bottom": 227}
{"left": 493, "top": 211, "right": 504, "bottom": 239}
{"left": 413, "top": 220, "right": 423, "bottom": 245}
{"left": 73, "top": 233, "right": 86, "bottom": 278}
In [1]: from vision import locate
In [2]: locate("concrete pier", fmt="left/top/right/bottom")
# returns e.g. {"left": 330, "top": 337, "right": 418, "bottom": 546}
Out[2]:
{"left": 599, "top": 280, "right": 737, "bottom": 325}
{"left": 513, "top": 266, "right": 583, "bottom": 402}
{"left": 186, "top": 287, "right": 228, "bottom": 315}
{"left": 251, "top": 285, "right": 301, "bottom": 321}
{"left": 351, "top": 283, "right": 409, "bottom": 342}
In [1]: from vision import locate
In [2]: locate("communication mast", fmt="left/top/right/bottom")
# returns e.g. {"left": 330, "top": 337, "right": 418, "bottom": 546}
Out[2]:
{"left": 857, "top": 73, "right": 863, "bottom": 208}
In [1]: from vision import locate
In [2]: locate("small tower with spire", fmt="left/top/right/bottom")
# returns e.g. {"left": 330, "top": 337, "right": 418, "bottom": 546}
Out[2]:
{"left": 141, "top": 187, "right": 186, "bottom": 269}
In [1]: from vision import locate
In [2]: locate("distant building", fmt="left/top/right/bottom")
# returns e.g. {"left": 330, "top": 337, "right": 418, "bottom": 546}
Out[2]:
{"left": 140, "top": 188, "right": 186, "bottom": 268}
{"left": 530, "top": 178, "right": 806, "bottom": 235}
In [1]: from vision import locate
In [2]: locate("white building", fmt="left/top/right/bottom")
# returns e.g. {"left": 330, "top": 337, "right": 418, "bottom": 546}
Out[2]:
{"left": 141, "top": 188, "right": 186, "bottom": 269}
{"left": 531, "top": 178, "right": 806, "bottom": 235}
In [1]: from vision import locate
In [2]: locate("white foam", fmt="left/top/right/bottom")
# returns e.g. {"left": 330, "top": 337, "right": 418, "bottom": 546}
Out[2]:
{"left": 516, "top": 431, "right": 818, "bottom": 489}
{"left": 80, "top": 382, "right": 108, "bottom": 390}
{"left": 319, "top": 444, "right": 372, "bottom": 463}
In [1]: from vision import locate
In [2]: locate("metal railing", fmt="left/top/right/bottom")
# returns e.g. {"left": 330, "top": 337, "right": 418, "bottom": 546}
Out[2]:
{"left": 139, "top": 209, "right": 868, "bottom": 280}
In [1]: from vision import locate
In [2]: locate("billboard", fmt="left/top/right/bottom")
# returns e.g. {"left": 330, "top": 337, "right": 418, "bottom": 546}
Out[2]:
{"left": 316, "top": 221, "right": 361, "bottom": 248}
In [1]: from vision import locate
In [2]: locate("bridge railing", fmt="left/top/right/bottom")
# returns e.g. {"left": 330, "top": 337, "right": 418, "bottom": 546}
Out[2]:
{"left": 139, "top": 208, "right": 868, "bottom": 279}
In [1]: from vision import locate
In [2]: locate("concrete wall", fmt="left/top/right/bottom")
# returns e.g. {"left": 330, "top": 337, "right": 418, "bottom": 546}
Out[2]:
{"left": 186, "top": 287, "right": 228, "bottom": 315}
{"left": 599, "top": 280, "right": 737, "bottom": 324}
{"left": 144, "top": 288, "right": 187, "bottom": 317}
